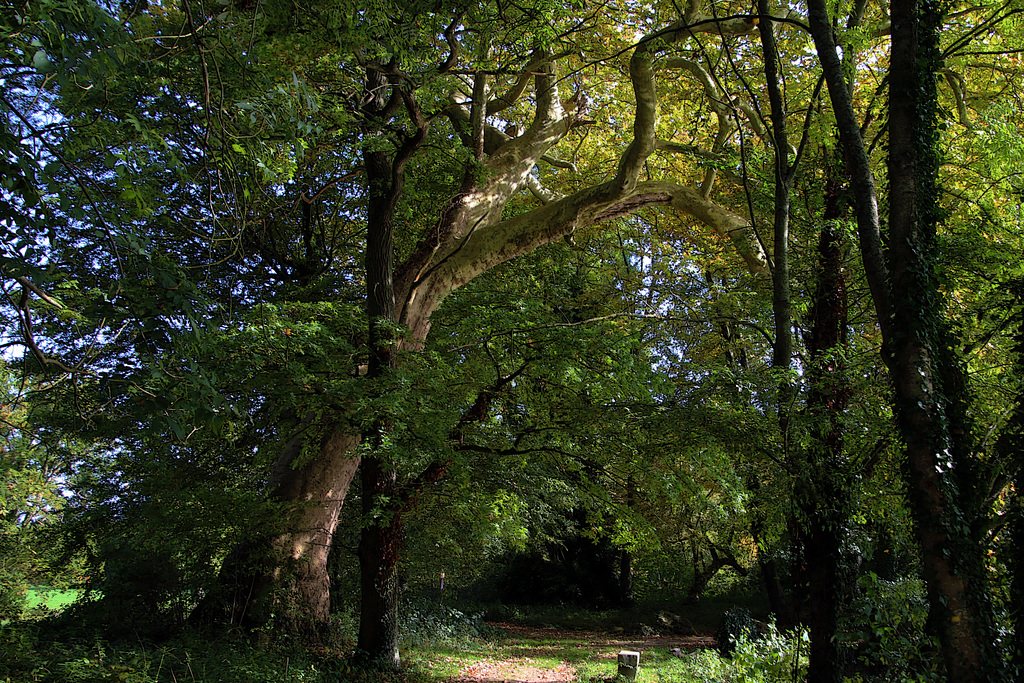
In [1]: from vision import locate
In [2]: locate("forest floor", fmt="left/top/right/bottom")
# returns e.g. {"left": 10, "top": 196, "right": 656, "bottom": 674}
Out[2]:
{"left": 440, "top": 622, "right": 716, "bottom": 683}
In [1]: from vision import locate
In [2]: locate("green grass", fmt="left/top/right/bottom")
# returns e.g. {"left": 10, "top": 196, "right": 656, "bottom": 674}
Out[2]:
{"left": 404, "top": 630, "right": 596, "bottom": 678}
{"left": 0, "top": 618, "right": 808, "bottom": 683}
{"left": 0, "top": 594, "right": 806, "bottom": 683}
{"left": 479, "top": 592, "right": 770, "bottom": 635}
{"left": 401, "top": 629, "right": 733, "bottom": 683}
{"left": 24, "top": 588, "right": 81, "bottom": 612}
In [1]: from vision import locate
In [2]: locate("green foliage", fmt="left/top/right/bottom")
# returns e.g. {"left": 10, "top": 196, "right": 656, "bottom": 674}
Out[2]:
{"left": 399, "top": 594, "right": 498, "bottom": 646}
{"left": 0, "top": 360, "right": 87, "bottom": 621}
{"left": 0, "top": 0, "right": 1021, "bottom": 672}
{"left": 840, "top": 573, "right": 939, "bottom": 681}
{"left": 727, "top": 624, "right": 809, "bottom": 683}
{"left": 0, "top": 623, "right": 427, "bottom": 683}
{"left": 715, "top": 607, "right": 763, "bottom": 658}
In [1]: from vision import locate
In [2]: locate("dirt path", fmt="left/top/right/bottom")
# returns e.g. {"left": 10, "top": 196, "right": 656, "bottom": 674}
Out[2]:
{"left": 446, "top": 623, "right": 716, "bottom": 683}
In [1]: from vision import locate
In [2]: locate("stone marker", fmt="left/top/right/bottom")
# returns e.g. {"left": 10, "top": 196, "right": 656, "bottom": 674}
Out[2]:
{"left": 617, "top": 650, "right": 640, "bottom": 681}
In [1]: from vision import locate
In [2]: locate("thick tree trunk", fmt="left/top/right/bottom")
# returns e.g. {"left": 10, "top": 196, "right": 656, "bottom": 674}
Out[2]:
{"left": 1011, "top": 489, "right": 1024, "bottom": 676}
{"left": 264, "top": 427, "right": 362, "bottom": 628}
{"left": 888, "top": 0, "right": 1000, "bottom": 677}
{"left": 1002, "top": 303, "right": 1024, "bottom": 675}
{"left": 802, "top": 514, "right": 845, "bottom": 681}
{"left": 193, "top": 425, "right": 360, "bottom": 631}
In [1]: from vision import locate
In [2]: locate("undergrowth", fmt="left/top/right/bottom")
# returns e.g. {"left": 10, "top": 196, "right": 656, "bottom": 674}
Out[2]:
{"left": 0, "top": 593, "right": 808, "bottom": 683}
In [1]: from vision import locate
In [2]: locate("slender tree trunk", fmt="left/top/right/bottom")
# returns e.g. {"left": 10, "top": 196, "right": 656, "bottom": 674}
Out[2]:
{"left": 800, "top": 175, "right": 851, "bottom": 683}
{"left": 748, "top": 492, "right": 796, "bottom": 627}
{"left": 357, "top": 458, "right": 403, "bottom": 669}
{"left": 357, "top": 135, "right": 405, "bottom": 666}
{"left": 755, "top": 0, "right": 801, "bottom": 636}
{"left": 618, "top": 548, "right": 634, "bottom": 607}
{"left": 809, "top": 0, "right": 1003, "bottom": 676}
{"left": 757, "top": 0, "right": 792, "bottom": 392}
{"left": 618, "top": 478, "right": 636, "bottom": 607}
{"left": 805, "top": 0, "right": 889, "bottom": 341}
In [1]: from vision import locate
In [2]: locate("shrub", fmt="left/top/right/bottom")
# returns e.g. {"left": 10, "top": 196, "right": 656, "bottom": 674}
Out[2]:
{"left": 400, "top": 594, "right": 498, "bottom": 646}
{"left": 840, "top": 573, "right": 940, "bottom": 681}
{"left": 716, "top": 607, "right": 763, "bottom": 658}
{"left": 729, "top": 622, "right": 809, "bottom": 683}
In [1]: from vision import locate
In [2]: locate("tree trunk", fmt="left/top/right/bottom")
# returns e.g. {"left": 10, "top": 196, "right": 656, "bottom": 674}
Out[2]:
{"left": 1011, "top": 488, "right": 1024, "bottom": 676}
{"left": 687, "top": 546, "right": 747, "bottom": 604}
{"left": 757, "top": 552, "right": 794, "bottom": 629}
{"left": 888, "top": 0, "right": 1000, "bottom": 677}
{"left": 193, "top": 425, "right": 360, "bottom": 631}
{"left": 756, "top": 0, "right": 802, "bottom": 638}
{"left": 1000, "top": 289, "right": 1024, "bottom": 675}
{"left": 618, "top": 548, "right": 634, "bottom": 607}
{"left": 265, "top": 427, "right": 362, "bottom": 628}
{"left": 357, "top": 127, "right": 406, "bottom": 666}
{"left": 800, "top": 187, "right": 850, "bottom": 683}
{"left": 809, "top": 0, "right": 1003, "bottom": 676}
{"left": 749, "top": 496, "right": 796, "bottom": 627}
{"left": 357, "top": 458, "right": 403, "bottom": 669}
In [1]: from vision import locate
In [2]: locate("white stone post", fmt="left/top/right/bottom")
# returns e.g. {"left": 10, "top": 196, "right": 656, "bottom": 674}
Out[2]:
{"left": 617, "top": 650, "right": 640, "bottom": 681}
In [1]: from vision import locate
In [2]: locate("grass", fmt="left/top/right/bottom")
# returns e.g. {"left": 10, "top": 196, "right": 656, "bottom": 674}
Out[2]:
{"left": 1, "top": 595, "right": 805, "bottom": 683}
{"left": 24, "top": 587, "right": 81, "bottom": 612}
{"left": 404, "top": 630, "right": 597, "bottom": 678}
{"left": 480, "top": 592, "right": 770, "bottom": 635}
{"left": 400, "top": 629, "right": 735, "bottom": 683}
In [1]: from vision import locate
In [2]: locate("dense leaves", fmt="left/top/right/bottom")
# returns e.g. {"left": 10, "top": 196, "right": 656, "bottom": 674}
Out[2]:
{"left": 2, "top": 0, "right": 1024, "bottom": 680}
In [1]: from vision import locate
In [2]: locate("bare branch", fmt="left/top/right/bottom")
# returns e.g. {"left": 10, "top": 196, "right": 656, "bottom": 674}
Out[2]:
{"left": 14, "top": 276, "right": 66, "bottom": 310}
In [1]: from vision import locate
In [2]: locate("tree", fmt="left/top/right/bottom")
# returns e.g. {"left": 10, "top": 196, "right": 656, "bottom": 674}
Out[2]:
{"left": 807, "top": 0, "right": 1010, "bottom": 676}
{"left": 16, "top": 1, "right": 1023, "bottom": 677}
{"left": 19, "top": 0, "right": 774, "bottom": 657}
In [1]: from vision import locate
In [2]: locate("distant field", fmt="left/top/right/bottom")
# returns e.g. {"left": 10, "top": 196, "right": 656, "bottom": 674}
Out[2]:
{"left": 25, "top": 587, "right": 81, "bottom": 612}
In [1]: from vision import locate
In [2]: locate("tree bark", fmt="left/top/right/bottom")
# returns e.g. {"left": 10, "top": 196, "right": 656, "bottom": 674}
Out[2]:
{"left": 354, "top": 68, "right": 421, "bottom": 664}
{"left": 192, "top": 424, "right": 360, "bottom": 631}
{"left": 687, "top": 545, "right": 747, "bottom": 604}
{"left": 888, "top": 0, "right": 1001, "bottom": 677}
{"left": 756, "top": 0, "right": 803, "bottom": 640}
{"left": 357, "top": 458, "right": 402, "bottom": 669}
{"left": 1011, "top": 488, "right": 1024, "bottom": 676}
{"left": 265, "top": 427, "right": 362, "bottom": 628}
{"left": 1000, "top": 293, "right": 1024, "bottom": 676}
{"left": 809, "top": 0, "right": 1003, "bottom": 676}
{"left": 800, "top": 174, "right": 851, "bottom": 683}
{"left": 758, "top": 0, "right": 793, "bottom": 389}
{"left": 806, "top": 0, "right": 890, "bottom": 345}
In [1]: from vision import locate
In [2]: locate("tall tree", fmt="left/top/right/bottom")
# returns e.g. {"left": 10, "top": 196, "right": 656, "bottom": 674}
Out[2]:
{"left": 808, "top": 0, "right": 1006, "bottom": 676}
{"left": 23, "top": 0, "right": 775, "bottom": 652}
{"left": 798, "top": 159, "right": 853, "bottom": 683}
